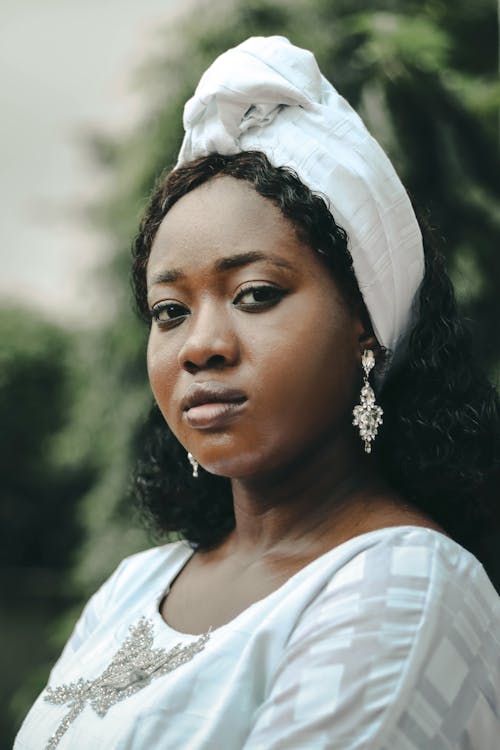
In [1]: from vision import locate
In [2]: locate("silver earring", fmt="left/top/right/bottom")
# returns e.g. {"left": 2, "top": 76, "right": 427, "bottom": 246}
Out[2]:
{"left": 187, "top": 451, "right": 199, "bottom": 478}
{"left": 352, "top": 349, "right": 383, "bottom": 454}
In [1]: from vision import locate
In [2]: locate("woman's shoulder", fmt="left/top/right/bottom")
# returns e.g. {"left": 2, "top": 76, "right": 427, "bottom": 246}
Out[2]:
{"left": 83, "top": 539, "right": 193, "bottom": 627}
{"left": 114, "top": 538, "right": 193, "bottom": 573}
{"left": 322, "top": 525, "right": 499, "bottom": 619}
{"left": 51, "top": 540, "right": 195, "bottom": 663}
{"left": 102, "top": 538, "right": 195, "bottom": 604}
{"left": 290, "top": 524, "right": 499, "bottom": 668}
{"left": 331, "top": 524, "right": 496, "bottom": 592}
{"left": 243, "top": 526, "right": 500, "bottom": 749}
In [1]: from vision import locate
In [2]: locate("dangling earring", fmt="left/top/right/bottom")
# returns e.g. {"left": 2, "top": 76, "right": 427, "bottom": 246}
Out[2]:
{"left": 187, "top": 451, "right": 199, "bottom": 478}
{"left": 352, "top": 349, "right": 383, "bottom": 454}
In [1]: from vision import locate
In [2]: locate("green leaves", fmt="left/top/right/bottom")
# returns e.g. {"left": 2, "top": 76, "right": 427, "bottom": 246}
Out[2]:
{"left": 346, "top": 11, "right": 452, "bottom": 75}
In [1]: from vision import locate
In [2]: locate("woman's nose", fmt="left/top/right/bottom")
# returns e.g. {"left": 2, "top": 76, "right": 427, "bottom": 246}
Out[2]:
{"left": 177, "top": 304, "right": 240, "bottom": 374}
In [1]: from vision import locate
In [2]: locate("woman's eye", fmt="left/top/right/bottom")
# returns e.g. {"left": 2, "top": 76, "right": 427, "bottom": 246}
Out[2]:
{"left": 234, "top": 284, "right": 287, "bottom": 309}
{"left": 150, "top": 302, "right": 189, "bottom": 326}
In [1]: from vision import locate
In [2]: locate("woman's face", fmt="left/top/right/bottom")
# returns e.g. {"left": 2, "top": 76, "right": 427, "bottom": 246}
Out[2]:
{"left": 146, "top": 176, "right": 365, "bottom": 479}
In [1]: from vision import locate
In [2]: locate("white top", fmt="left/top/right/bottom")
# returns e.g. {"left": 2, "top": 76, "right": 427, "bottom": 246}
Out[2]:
{"left": 15, "top": 526, "right": 500, "bottom": 750}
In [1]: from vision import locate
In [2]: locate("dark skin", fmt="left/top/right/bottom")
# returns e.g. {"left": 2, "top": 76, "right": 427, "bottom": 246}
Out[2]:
{"left": 146, "top": 176, "right": 441, "bottom": 635}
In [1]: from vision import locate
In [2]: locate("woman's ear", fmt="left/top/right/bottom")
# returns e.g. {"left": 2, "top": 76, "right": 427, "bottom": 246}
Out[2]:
{"left": 357, "top": 325, "right": 382, "bottom": 361}
{"left": 359, "top": 329, "right": 378, "bottom": 350}
{"left": 351, "top": 298, "right": 379, "bottom": 355}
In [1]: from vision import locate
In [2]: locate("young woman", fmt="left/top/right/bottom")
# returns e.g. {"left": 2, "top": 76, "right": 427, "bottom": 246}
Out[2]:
{"left": 16, "top": 36, "right": 499, "bottom": 750}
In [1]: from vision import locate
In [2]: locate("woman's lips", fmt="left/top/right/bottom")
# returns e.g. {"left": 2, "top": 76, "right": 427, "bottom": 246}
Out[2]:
{"left": 181, "top": 382, "right": 247, "bottom": 428}
{"left": 184, "top": 400, "right": 247, "bottom": 429}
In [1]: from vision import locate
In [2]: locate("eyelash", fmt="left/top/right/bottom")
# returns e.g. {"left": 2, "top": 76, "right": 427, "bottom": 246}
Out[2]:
{"left": 150, "top": 284, "right": 287, "bottom": 327}
{"left": 233, "top": 283, "right": 287, "bottom": 308}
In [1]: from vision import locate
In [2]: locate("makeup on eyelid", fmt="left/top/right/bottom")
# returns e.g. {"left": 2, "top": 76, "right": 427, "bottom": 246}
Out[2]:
{"left": 149, "top": 282, "right": 289, "bottom": 324}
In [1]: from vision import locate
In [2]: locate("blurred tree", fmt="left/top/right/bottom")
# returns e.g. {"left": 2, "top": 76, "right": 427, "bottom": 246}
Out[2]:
{"left": 0, "top": 306, "right": 97, "bottom": 744}
{"left": 0, "top": 307, "right": 95, "bottom": 568}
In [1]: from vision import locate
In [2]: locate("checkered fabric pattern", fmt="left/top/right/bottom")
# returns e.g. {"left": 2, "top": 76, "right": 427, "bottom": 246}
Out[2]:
{"left": 244, "top": 536, "right": 499, "bottom": 749}
{"left": 15, "top": 528, "right": 499, "bottom": 749}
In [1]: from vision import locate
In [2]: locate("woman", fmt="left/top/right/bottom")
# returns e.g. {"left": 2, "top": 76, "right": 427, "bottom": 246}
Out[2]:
{"left": 16, "top": 36, "right": 499, "bottom": 750}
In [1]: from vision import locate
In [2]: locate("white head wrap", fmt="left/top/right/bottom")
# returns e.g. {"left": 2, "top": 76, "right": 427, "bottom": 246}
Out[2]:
{"left": 176, "top": 36, "right": 424, "bottom": 357}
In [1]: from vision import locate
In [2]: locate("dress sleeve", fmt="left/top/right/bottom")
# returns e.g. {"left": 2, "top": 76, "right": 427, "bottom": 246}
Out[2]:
{"left": 242, "top": 536, "right": 497, "bottom": 750}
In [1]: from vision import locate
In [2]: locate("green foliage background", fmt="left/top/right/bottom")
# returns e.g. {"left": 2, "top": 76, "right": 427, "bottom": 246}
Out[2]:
{"left": 3, "top": 0, "right": 500, "bottom": 744}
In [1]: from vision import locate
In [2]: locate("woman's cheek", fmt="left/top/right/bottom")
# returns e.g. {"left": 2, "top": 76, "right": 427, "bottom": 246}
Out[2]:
{"left": 147, "top": 337, "right": 177, "bottom": 412}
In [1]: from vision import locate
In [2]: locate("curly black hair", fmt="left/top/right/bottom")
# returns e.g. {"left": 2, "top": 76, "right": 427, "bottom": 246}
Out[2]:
{"left": 131, "top": 151, "right": 500, "bottom": 564}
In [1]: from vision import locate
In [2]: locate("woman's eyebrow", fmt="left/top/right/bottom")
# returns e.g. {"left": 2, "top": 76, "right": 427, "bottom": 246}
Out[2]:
{"left": 149, "top": 251, "right": 297, "bottom": 285}
{"left": 215, "top": 250, "right": 296, "bottom": 272}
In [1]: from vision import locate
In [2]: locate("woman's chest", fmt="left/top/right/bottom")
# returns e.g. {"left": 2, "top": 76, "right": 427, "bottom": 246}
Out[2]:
{"left": 15, "top": 614, "right": 271, "bottom": 750}
{"left": 159, "top": 553, "right": 315, "bottom": 635}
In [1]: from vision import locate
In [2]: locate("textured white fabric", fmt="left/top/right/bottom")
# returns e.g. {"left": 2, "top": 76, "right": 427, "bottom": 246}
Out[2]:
{"left": 177, "top": 36, "right": 425, "bottom": 356}
{"left": 15, "top": 526, "right": 500, "bottom": 749}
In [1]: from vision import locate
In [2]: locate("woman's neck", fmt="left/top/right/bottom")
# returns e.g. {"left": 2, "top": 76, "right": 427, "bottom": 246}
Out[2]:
{"left": 223, "top": 431, "right": 408, "bottom": 562}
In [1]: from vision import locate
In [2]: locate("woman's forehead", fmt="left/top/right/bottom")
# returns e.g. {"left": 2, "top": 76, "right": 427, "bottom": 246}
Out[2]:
{"left": 160, "top": 176, "right": 290, "bottom": 236}
{"left": 148, "top": 176, "right": 303, "bottom": 273}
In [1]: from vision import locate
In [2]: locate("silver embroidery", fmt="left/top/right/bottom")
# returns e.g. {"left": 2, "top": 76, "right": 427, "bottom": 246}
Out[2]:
{"left": 43, "top": 616, "right": 210, "bottom": 750}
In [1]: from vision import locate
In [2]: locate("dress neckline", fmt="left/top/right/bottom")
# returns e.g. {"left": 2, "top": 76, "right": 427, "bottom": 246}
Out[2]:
{"left": 152, "top": 524, "right": 457, "bottom": 638}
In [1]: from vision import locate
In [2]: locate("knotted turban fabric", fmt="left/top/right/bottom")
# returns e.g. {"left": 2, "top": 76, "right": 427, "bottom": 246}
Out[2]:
{"left": 177, "top": 36, "right": 425, "bottom": 358}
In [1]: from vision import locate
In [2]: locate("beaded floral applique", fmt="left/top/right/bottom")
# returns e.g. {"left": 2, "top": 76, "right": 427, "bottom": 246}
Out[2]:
{"left": 43, "top": 616, "right": 210, "bottom": 750}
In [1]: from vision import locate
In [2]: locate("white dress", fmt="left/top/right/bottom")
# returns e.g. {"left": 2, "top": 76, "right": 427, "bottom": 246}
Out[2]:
{"left": 15, "top": 526, "right": 500, "bottom": 749}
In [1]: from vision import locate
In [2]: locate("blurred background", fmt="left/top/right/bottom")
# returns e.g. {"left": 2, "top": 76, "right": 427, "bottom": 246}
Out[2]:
{"left": 1, "top": 0, "right": 500, "bottom": 745}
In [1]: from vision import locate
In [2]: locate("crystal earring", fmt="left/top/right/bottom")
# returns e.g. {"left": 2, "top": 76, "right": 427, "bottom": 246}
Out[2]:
{"left": 187, "top": 451, "right": 199, "bottom": 478}
{"left": 352, "top": 349, "right": 383, "bottom": 454}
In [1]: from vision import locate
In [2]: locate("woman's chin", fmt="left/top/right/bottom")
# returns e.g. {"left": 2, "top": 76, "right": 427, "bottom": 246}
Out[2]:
{"left": 198, "top": 458, "right": 262, "bottom": 480}
{"left": 196, "top": 448, "right": 279, "bottom": 480}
